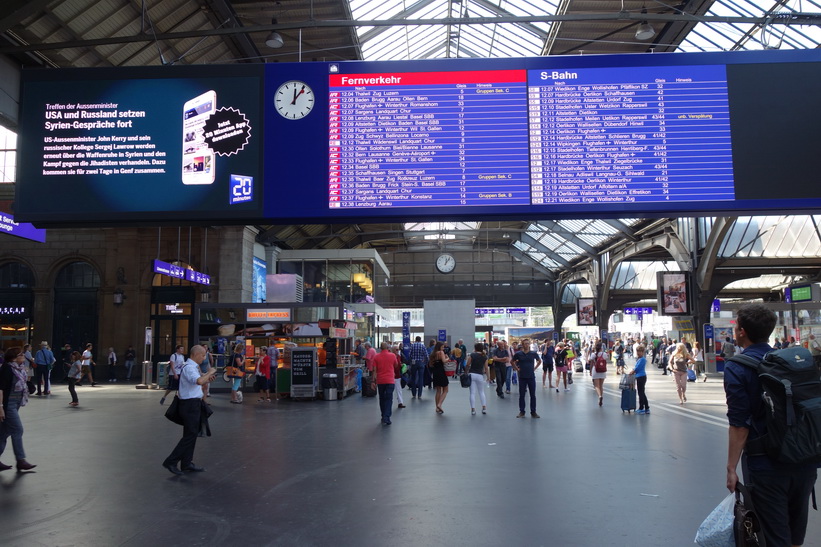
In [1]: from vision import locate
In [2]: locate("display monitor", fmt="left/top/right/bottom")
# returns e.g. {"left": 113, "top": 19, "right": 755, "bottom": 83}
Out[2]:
{"left": 576, "top": 297, "right": 596, "bottom": 325}
{"left": 657, "top": 271, "right": 691, "bottom": 316}
{"left": 789, "top": 285, "right": 813, "bottom": 303}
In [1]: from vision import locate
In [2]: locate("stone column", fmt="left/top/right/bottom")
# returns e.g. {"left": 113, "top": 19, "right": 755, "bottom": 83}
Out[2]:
{"left": 217, "top": 226, "right": 259, "bottom": 303}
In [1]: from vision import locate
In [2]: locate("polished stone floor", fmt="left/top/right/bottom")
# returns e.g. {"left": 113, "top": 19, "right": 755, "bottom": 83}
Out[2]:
{"left": 2, "top": 366, "right": 819, "bottom": 547}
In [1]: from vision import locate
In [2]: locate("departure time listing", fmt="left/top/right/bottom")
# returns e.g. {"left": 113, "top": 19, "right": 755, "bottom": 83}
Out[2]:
{"left": 527, "top": 65, "right": 735, "bottom": 204}
{"left": 328, "top": 70, "right": 530, "bottom": 208}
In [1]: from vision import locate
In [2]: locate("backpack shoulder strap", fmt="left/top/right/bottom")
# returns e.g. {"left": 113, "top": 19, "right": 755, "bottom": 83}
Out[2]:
{"left": 727, "top": 353, "right": 760, "bottom": 370}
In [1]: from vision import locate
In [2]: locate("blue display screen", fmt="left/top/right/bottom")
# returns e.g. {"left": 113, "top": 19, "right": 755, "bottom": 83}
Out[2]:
{"left": 15, "top": 49, "right": 821, "bottom": 226}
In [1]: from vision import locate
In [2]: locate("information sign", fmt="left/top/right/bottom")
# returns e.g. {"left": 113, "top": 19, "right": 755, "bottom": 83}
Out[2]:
{"left": 290, "top": 347, "right": 317, "bottom": 398}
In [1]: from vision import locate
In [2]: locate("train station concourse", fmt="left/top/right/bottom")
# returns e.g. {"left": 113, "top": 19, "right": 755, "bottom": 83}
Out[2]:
{"left": 1, "top": 1, "right": 821, "bottom": 546}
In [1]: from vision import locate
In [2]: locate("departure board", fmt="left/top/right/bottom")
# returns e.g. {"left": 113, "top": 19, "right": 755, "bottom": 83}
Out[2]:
{"left": 328, "top": 64, "right": 735, "bottom": 210}
{"left": 527, "top": 65, "right": 734, "bottom": 204}
{"left": 328, "top": 71, "right": 530, "bottom": 208}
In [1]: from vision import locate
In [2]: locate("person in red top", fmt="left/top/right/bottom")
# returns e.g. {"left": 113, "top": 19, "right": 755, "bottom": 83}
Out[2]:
{"left": 256, "top": 350, "right": 271, "bottom": 402}
{"left": 364, "top": 343, "right": 377, "bottom": 372}
{"left": 373, "top": 342, "right": 399, "bottom": 425}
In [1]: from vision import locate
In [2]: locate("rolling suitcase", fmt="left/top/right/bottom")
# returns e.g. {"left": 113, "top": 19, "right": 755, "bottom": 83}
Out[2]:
{"left": 621, "top": 388, "right": 637, "bottom": 413}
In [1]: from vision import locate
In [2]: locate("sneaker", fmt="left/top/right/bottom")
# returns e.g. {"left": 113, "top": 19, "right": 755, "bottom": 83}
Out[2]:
{"left": 505, "top": 390, "right": 511, "bottom": 394}
{"left": 516, "top": 412, "right": 525, "bottom": 418}
{"left": 398, "top": 404, "right": 406, "bottom": 408}
{"left": 531, "top": 412, "right": 540, "bottom": 418}
{"left": 644, "top": 409, "right": 650, "bottom": 414}
{"left": 564, "top": 388, "right": 570, "bottom": 392}
{"left": 482, "top": 409, "right": 487, "bottom": 414}
{"left": 160, "top": 397, "right": 166, "bottom": 405}
{"left": 556, "top": 388, "right": 560, "bottom": 393}
{"left": 471, "top": 409, "right": 476, "bottom": 415}
{"left": 635, "top": 409, "right": 646, "bottom": 414}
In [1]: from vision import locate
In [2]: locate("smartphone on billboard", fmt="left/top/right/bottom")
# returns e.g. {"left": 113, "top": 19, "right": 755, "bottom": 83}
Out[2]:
{"left": 182, "top": 90, "right": 216, "bottom": 185}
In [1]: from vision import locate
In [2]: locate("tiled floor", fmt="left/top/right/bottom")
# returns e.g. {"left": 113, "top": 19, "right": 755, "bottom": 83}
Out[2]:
{"left": 2, "top": 369, "right": 818, "bottom": 546}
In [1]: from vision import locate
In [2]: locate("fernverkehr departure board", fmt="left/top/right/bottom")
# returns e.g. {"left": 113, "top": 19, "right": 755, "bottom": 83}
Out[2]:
{"left": 328, "top": 70, "right": 530, "bottom": 209}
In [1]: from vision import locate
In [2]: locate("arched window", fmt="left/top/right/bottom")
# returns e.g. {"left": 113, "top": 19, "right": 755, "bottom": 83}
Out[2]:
{"left": 0, "top": 261, "right": 34, "bottom": 288}
{"left": 55, "top": 261, "right": 100, "bottom": 288}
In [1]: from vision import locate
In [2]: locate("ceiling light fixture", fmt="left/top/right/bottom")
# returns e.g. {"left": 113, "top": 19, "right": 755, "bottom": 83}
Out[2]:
{"left": 266, "top": 18, "right": 284, "bottom": 49}
{"left": 635, "top": 8, "right": 655, "bottom": 41}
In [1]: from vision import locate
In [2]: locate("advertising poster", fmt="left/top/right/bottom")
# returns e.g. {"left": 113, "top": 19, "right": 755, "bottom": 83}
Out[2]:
{"left": 17, "top": 65, "right": 263, "bottom": 223}
{"left": 252, "top": 257, "right": 267, "bottom": 303}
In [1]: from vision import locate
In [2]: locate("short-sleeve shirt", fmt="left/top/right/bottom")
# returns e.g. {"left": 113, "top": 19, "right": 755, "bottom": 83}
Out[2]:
{"left": 512, "top": 350, "right": 540, "bottom": 379}
{"left": 492, "top": 347, "right": 509, "bottom": 366}
{"left": 374, "top": 350, "right": 398, "bottom": 384}
{"left": 170, "top": 353, "right": 186, "bottom": 376}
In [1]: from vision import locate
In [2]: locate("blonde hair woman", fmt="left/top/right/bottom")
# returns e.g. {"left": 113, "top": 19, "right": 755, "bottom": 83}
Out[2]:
{"left": 668, "top": 343, "right": 694, "bottom": 404}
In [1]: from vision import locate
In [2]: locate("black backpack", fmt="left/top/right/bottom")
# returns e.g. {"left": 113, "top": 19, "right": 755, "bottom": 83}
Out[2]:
{"left": 729, "top": 347, "right": 821, "bottom": 465}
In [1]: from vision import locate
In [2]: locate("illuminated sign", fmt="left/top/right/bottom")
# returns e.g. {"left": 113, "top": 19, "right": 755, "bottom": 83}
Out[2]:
{"left": 0, "top": 214, "right": 46, "bottom": 243}
{"left": 184, "top": 269, "right": 211, "bottom": 285}
{"left": 153, "top": 259, "right": 185, "bottom": 279}
{"left": 246, "top": 308, "right": 291, "bottom": 322}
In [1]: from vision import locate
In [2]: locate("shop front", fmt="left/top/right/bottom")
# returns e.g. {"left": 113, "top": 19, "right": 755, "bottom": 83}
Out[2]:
{"left": 194, "top": 302, "right": 366, "bottom": 399}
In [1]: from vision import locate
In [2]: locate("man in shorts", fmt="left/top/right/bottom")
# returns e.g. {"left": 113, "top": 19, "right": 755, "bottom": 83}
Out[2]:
{"left": 540, "top": 339, "right": 555, "bottom": 388}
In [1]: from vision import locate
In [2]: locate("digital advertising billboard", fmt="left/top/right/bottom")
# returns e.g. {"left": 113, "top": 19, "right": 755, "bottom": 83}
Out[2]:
{"left": 17, "top": 65, "right": 263, "bottom": 224}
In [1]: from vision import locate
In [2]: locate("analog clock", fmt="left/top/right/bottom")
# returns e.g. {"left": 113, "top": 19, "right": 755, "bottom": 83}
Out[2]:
{"left": 435, "top": 253, "right": 456, "bottom": 274}
{"left": 274, "top": 80, "right": 315, "bottom": 119}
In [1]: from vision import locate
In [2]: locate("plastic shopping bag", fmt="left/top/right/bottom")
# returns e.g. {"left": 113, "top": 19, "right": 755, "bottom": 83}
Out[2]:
{"left": 619, "top": 373, "right": 635, "bottom": 391}
{"left": 694, "top": 493, "right": 735, "bottom": 547}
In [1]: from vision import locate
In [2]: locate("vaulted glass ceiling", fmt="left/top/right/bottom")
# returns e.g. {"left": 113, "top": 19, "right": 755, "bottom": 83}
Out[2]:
{"left": 678, "top": 0, "right": 821, "bottom": 52}
{"left": 349, "top": 0, "right": 557, "bottom": 60}
{"left": 349, "top": 0, "right": 821, "bottom": 60}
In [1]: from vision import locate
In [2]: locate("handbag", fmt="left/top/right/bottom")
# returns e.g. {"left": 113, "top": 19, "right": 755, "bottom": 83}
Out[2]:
{"left": 224, "top": 365, "right": 245, "bottom": 378}
{"left": 734, "top": 483, "right": 765, "bottom": 547}
{"left": 459, "top": 373, "right": 471, "bottom": 388}
{"left": 164, "top": 394, "right": 185, "bottom": 425}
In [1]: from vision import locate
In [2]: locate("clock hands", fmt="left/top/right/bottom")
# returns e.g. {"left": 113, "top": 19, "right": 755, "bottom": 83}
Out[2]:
{"left": 290, "top": 85, "right": 306, "bottom": 106}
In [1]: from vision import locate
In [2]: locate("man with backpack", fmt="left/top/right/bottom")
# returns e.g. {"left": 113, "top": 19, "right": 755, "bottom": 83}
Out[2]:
{"left": 724, "top": 303, "right": 818, "bottom": 547}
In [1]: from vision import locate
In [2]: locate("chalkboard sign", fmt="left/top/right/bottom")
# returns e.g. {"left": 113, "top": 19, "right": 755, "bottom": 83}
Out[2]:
{"left": 290, "top": 348, "right": 316, "bottom": 398}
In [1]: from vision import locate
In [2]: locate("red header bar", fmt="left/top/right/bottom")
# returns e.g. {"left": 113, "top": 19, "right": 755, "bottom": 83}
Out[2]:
{"left": 329, "top": 70, "right": 526, "bottom": 87}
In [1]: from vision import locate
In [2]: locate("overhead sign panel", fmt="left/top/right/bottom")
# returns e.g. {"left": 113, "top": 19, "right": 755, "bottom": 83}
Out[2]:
{"left": 15, "top": 49, "right": 821, "bottom": 226}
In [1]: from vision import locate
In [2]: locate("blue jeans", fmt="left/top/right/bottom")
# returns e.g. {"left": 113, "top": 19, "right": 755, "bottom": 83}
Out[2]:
{"left": 410, "top": 363, "right": 425, "bottom": 397}
{"left": 518, "top": 377, "right": 537, "bottom": 413}
{"left": 505, "top": 367, "right": 512, "bottom": 391}
{"left": 0, "top": 390, "right": 26, "bottom": 460}
{"left": 377, "top": 383, "right": 395, "bottom": 423}
{"left": 124, "top": 359, "right": 135, "bottom": 379}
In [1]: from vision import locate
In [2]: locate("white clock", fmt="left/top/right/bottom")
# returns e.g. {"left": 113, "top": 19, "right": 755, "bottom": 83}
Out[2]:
{"left": 274, "top": 80, "right": 315, "bottom": 119}
{"left": 435, "top": 253, "right": 456, "bottom": 274}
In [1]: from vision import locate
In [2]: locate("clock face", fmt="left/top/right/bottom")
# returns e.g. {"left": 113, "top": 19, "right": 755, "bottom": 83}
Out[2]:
{"left": 274, "top": 80, "right": 315, "bottom": 120}
{"left": 436, "top": 253, "right": 456, "bottom": 274}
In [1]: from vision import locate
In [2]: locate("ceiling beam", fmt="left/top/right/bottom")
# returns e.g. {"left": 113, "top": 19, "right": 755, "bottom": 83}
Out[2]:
{"left": 4, "top": 12, "right": 820, "bottom": 54}
{"left": 0, "top": 0, "right": 52, "bottom": 33}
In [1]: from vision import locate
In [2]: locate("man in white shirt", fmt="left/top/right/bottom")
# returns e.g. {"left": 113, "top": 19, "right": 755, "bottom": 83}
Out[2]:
{"left": 162, "top": 345, "right": 216, "bottom": 475}
{"left": 160, "top": 345, "right": 186, "bottom": 405}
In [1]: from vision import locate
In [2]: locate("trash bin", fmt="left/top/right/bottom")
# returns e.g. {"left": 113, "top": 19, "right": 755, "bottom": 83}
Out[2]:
{"left": 322, "top": 373, "right": 338, "bottom": 401}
